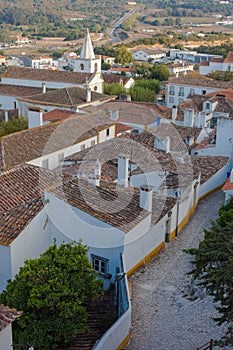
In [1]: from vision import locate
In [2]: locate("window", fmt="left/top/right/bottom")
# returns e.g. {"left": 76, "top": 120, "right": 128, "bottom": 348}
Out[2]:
{"left": 178, "top": 87, "right": 184, "bottom": 96}
{"left": 80, "top": 63, "right": 84, "bottom": 70}
{"left": 80, "top": 144, "right": 85, "bottom": 151}
{"left": 91, "top": 140, "right": 95, "bottom": 147}
{"left": 202, "top": 90, "right": 206, "bottom": 95}
{"left": 94, "top": 86, "right": 98, "bottom": 91}
{"left": 179, "top": 98, "right": 184, "bottom": 103}
{"left": 189, "top": 88, "right": 195, "bottom": 95}
{"left": 205, "top": 102, "right": 210, "bottom": 110}
{"left": 169, "top": 96, "right": 174, "bottom": 104}
{"left": 169, "top": 86, "right": 175, "bottom": 95}
{"left": 106, "top": 128, "right": 110, "bottom": 136}
{"left": 94, "top": 63, "right": 98, "bottom": 71}
{"left": 92, "top": 255, "right": 108, "bottom": 274}
{"left": 42, "top": 158, "right": 49, "bottom": 169}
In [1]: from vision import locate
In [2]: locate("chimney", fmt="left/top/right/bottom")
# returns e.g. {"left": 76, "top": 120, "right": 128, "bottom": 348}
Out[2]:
{"left": 154, "top": 136, "right": 170, "bottom": 153}
{"left": 86, "top": 86, "right": 92, "bottom": 102}
{"left": 184, "top": 109, "right": 194, "bottom": 127}
{"left": 230, "top": 169, "right": 233, "bottom": 183}
{"left": 42, "top": 82, "right": 46, "bottom": 94}
{"left": 28, "top": 106, "right": 43, "bottom": 128}
{"left": 4, "top": 111, "right": 8, "bottom": 122}
{"left": 109, "top": 110, "right": 119, "bottom": 121}
{"left": 172, "top": 105, "right": 177, "bottom": 120}
{"left": 140, "top": 185, "right": 153, "bottom": 212}
{"left": 118, "top": 155, "right": 129, "bottom": 187}
{"left": 94, "top": 159, "right": 101, "bottom": 177}
{"left": 88, "top": 174, "right": 100, "bottom": 187}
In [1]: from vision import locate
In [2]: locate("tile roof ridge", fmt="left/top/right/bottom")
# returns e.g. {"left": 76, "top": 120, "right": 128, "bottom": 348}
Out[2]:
{"left": 65, "top": 87, "right": 74, "bottom": 106}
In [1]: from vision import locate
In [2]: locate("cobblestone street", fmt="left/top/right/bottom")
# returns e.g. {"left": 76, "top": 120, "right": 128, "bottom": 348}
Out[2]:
{"left": 126, "top": 191, "right": 231, "bottom": 350}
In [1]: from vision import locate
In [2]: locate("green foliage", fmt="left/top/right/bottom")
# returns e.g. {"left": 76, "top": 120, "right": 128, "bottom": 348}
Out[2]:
{"left": 150, "top": 63, "right": 169, "bottom": 81}
{"left": 0, "top": 117, "right": 28, "bottom": 137}
{"left": 129, "top": 86, "right": 155, "bottom": 103}
{"left": 134, "top": 79, "right": 160, "bottom": 94}
{"left": 208, "top": 70, "right": 233, "bottom": 82}
{"left": 51, "top": 50, "right": 64, "bottom": 60}
{"left": 114, "top": 45, "right": 132, "bottom": 65}
{"left": 0, "top": 242, "right": 103, "bottom": 350}
{"left": 104, "top": 83, "right": 126, "bottom": 96}
{"left": 186, "top": 197, "right": 233, "bottom": 347}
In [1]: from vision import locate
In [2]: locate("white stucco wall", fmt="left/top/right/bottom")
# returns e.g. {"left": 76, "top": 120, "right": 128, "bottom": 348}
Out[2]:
{"left": 10, "top": 208, "right": 52, "bottom": 280}
{"left": 0, "top": 95, "right": 18, "bottom": 110}
{"left": 28, "top": 135, "right": 98, "bottom": 170}
{"left": 1, "top": 77, "right": 78, "bottom": 89}
{"left": 0, "top": 325, "right": 13, "bottom": 350}
{"left": 130, "top": 170, "right": 164, "bottom": 191}
{"left": 0, "top": 245, "right": 11, "bottom": 292}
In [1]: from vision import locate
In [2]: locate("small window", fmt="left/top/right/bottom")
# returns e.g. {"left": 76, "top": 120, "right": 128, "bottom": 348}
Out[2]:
{"left": 94, "top": 63, "right": 98, "bottom": 71}
{"left": 80, "top": 63, "right": 84, "bottom": 70}
{"left": 42, "top": 158, "right": 49, "bottom": 169}
{"left": 91, "top": 140, "right": 95, "bottom": 147}
{"left": 94, "top": 86, "right": 98, "bottom": 91}
{"left": 202, "top": 90, "right": 206, "bottom": 95}
{"left": 80, "top": 144, "right": 85, "bottom": 151}
{"left": 169, "top": 96, "right": 174, "bottom": 104}
{"left": 92, "top": 255, "right": 108, "bottom": 274}
{"left": 106, "top": 128, "right": 110, "bottom": 136}
{"left": 190, "top": 88, "right": 195, "bottom": 95}
{"left": 205, "top": 102, "right": 210, "bottom": 110}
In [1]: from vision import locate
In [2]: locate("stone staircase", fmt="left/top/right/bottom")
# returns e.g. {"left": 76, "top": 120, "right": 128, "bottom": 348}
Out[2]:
{"left": 57, "top": 286, "right": 116, "bottom": 350}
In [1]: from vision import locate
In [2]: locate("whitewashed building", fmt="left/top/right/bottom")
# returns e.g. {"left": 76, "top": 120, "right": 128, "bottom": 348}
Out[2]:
{"left": 199, "top": 51, "right": 233, "bottom": 75}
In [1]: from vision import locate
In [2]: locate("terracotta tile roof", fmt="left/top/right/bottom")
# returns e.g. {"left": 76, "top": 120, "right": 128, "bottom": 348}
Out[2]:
{"left": 206, "top": 88, "right": 233, "bottom": 102}
{"left": 192, "top": 156, "right": 229, "bottom": 184}
{"left": 224, "top": 51, "right": 233, "bottom": 63}
{"left": 0, "top": 84, "right": 54, "bottom": 97}
{"left": 211, "top": 57, "right": 225, "bottom": 63}
{"left": 110, "top": 67, "right": 135, "bottom": 73}
{"left": 0, "top": 305, "right": 22, "bottom": 330}
{"left": 0, "top": 164, "right": 59, "bottom": 245}
{"left": 2, "top": 66, "right": 94, "bottom": 85}
{"left": 18, "top": 86, "right": 111, "bottom": 108}
{"left": 222, "top": 177, "right": 233, "bottom": 191}
{"left": 102, "top": 74, "right": 132, "bottom": 86}
{"left": 0, "top": 198, "right": 44, "bottom": 246}
{"left": 199, "top": 61, "right": 209, "bottom": 66}
{"left": 49, "top": 178, "right": 150, "bottom": 233}
{"left": 84, "top": 101, "right": 169, "bottom": 124}
{"left": 0, "top": 113, "right": 114, "bottom": 170}
{"left": 115, "top": 123, "right": 133, "bottom": 135}
{"left": 43, "top": 109, "right": 79, "bottom": 122}
{"left": 0, "top": 164, "right": 57, "bottom": 211}
{"left": 168, "top": 72, "right": 233, "bottom": 88}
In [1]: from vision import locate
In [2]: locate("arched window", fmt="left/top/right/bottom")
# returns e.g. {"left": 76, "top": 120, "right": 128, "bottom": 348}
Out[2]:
{"left": 94, "top": 63, "right": 98, "bottom": 71}
{"left": 80, "top": 63, "right": 84, "bottom": 70}
{"left": 94, "top": 86, "right": 98, "bottom": 91}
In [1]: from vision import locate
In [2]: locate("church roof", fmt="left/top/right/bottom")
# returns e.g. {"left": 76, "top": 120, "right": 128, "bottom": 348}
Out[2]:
{"left": 80, "top": 28, "right": 95, "bottom": 60}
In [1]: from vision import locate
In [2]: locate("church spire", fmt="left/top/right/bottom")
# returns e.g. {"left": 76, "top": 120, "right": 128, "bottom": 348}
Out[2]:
{"left": 80, "top": 28, "right": 95, "bottom": 60}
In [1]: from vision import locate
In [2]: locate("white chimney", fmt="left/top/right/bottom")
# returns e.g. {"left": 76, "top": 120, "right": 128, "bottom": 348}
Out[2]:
{"left": 230, "top": 169, "right": 233, "bottom": 183}
{"left": 88, "top": 174, "right": 100, "bottom": 187}
{"left": 86, "top": 86, "right": 92, "bottom": 103}
{"left": 42, "top": 82, "right": 46, "bottom": 94}
{"left": 154, "top": 136, "right": 170, "bottom": 153}
{"left": 118, "top": 155, "right": 129, "bottom": 187}
{"left": 172, "top": 105, "right": 177, "bottom": 121}
{"left": 94, "top": 160, "right": 101, "bottom": 177}
{"left": 4, "top": 111, "right": 8, "bottom": 122}
{"left": 140, "top": 185, "right": 153, "bottom": 212}
{"left": 28, "top": 106, "right": 43, "bottom": 128}
{"left": 184, "top": 109, "right": 194, "bottom": 127}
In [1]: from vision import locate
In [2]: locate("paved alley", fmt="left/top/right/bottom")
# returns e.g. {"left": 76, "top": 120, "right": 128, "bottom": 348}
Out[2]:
{"left": 126, "top": 191, "right": 231, "bottom": 350}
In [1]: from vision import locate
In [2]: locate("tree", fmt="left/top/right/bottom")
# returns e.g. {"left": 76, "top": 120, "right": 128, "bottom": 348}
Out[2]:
{"left": 150, "top": 63, "right": 169, "bottom": 81}
{"left": 129, "top": 86, "right": 155, "bottom": 102}
{"left": 114, "top": 45, "right": 132, "bottom": 65}
{"left": 104, "top": 82, "right": 126, "bottom": 96}
{"left": 0, "top": 242, "right": 103, "bottom": 350}
{"left": 134, "top": 79, "right": 160, "bottom": 94}
{"left": 0, "top": 117, "right": 28, "bottom": 137}
{"left": 186, "top": 198, "right": 233, "bottom": 347}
